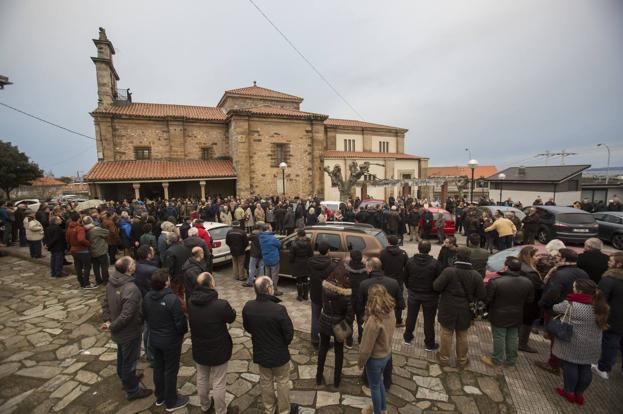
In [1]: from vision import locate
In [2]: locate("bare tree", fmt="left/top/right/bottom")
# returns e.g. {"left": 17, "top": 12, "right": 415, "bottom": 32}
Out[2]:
{"left": 323, "top": 161, "right": 370, "bottom": 202}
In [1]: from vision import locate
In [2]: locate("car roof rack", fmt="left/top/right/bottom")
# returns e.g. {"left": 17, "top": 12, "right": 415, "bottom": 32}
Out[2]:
{"left": 311, "top": 222, "right": 374, "bottom": 228}
{"left": 305, "top": 225, "right": 369, "bottom": 234}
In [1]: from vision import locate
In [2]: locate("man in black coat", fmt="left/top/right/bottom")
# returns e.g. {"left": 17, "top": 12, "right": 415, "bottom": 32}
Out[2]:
{"left": 134, "top": 245, "right": 159, "bottom": 363}
{"left": 289, "top": 229, "right": 314, "bottom": 301}
{"left": 481, "top": 257, "right": 534, "bottom": 367}
{"left": 183, "top": 227, "right": 212, "bottom": 272}
{"left": 182, "top": 246, "right": 208, "bottom": 301}
{"left": 521, "top": 208, "right": 539, "bottom": 245}
{"left": 44, "top": 215, "right": 66, "bottom": 278}
{"left": 404, "top": 241, "right": 442, "bottom": 351}
{"left": 164, "top": 232, "right": 190, "bottom": 310}
{"left": 433, "top": 247, "right": 486, "bottom": 368}
{"left": 242, "top": 277, "right": 298, "bottom": 414}
{"left": 379, "top": 235, "right": 408, "bottom": 326}
{"left": 594, "top": 253, "right": 623, "bottom": 379}
{"left": 188, "top": 272, "right": 237, "bottom": 414}
{"left": 226, "top": 221, "right": 249, "bottom": 281}
{"left": 578, "top": 237, "right": 610, "bottom": 283}
{"left": 308, "top": 242, "right": 338, "bottom": 347}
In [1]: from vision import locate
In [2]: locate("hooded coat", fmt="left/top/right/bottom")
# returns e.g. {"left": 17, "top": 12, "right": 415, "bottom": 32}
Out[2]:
{"left": 289, "top": 238, "right": 314, "bottom": 278}
{"left": 345, "top": 260, "right": 368, "bottom": 314}
{"left": 66, "top": 221, "right": 90, "bottom": 253}
{"left": 578, "top": 249, "right": 610, "bottom": 283}
{"left": 379, "top": 245, "right": 408, "bottom": 283}
{"left": 259, "top": 231, "right": 280, "bottom": 267}
{"left": 182, "top": 257, "right": 208, "bottom": 301}
{"left": 86, "top": 226, "right": 109, "bottom": 257}
{"left": 405, "top": 253, "right": 442, "bottom": 302}
{"left": 598, "top": 268, "right": 623, "bottom": 334}
{"left": 143, "top": 287, "right": 188, "bottom": 348}
{"left": 225, "top": 227, "right": 248, "bottom": 257}
{"left": 102, "top": 270, "right": 143, "bottom": 344}
{"left": 188, "top": 286, "right": 236, "bottom": 366}
{"left": 318, "top": 280, "right": 353, "bottom": 336}
{"left": 359, "top": 270, "right": 404, "bottom": 311}
{"left": 308, "top": 255, "right": 338, "bottom": 305}
{"left": 485, "top": 270, "right": 534, "bottom": 328}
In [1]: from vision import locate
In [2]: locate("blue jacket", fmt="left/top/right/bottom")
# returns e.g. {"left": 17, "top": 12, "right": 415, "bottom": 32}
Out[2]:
{"left": 118, "top": 219, "right": 132, "bottom": 239}
{"left": 259, "top": 231, "right": 281, "bottom": 266}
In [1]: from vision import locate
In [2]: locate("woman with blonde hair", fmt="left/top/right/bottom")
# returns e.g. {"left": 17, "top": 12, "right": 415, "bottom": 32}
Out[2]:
{"left": 358, "top": 284, "right": 396, "bottom": 414}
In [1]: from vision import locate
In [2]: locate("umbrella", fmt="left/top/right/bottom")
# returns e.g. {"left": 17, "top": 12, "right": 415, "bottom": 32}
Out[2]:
{"left": 76, "top": 199, "right": 105, "bottom": 212}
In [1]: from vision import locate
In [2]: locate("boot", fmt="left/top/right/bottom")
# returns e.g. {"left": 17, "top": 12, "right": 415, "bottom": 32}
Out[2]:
{"left": 302, "top": 282, "right": 309, "bottom": 301}
{"left": 296, "top": 283, "right": 304, "bottom": 301}
{"left": 518, "top": 324, "right": 538, "bottom": 353}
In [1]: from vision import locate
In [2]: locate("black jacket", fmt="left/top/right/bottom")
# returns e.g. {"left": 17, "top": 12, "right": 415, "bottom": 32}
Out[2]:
{"left": 345, "top": 261, "right": 368, "bottom": 314}
{"left": 522, "top": 214, "right": 539, "bottom": 233}
{"left": 437, "top": 246, "right": 457, "bottom": 270}
{"left": 578, "top": 250, "right": 610, "bottom": 284}
{"left": 289, "top": 238, "right": 314, "bottom": 279}
{"left": 143, "top": 288, "right": 188, "bottom": 347}
{"left": 242, "top": 294, "right": 294, "bottom": 368}
{"left": 188, "top": 286, "right": 236, "bottom": 366}
{"left": 226, "top": 227, "right": 248, "bottom": 257}
{"left": 164, "top": 244, "right": 191, "bottom": 283}
{"left": 539, "top": 264, "right": 590, "bottom": 309}
{"left": 249, "top": 230, "right": 262, "bottom": 259}
{"left": 598, "top": 268, "right": 623, "bottom": 334}
{"left": 318, "top": 280, "right": 354, "bottom": 336}
{"left": 486, "top": 271, "right": 534, "bottom": 328}
{"left": 134, "top": 259, "right": 159, "bottom": 298}
{"left": 433, "top": 262, "right": 486, "bottom": 331}
{"left": 520, "top": 263, "right": 544, "bottom": 324}
{"left": 308, "top": 255, "right": 338, "bottom": 305}
{"left": 183, "top": 236, "right": 211, "bottom": 266}
{"left": 182, "top": 258, "right": 208, "bottom": 301}
{"left": 44, "top": 223, "right": 65, "bottom": 252}
{"left": 405, "top": 254, "right": 442, "bottom": 302}
{"left": 359, "top": 271, "right": 404, "bottom": 311}
{"left": 468, "top": 247, "right": 489, "bottom": 278}
{"left": 380, "top": 245, "right": 408, "bottom": 283}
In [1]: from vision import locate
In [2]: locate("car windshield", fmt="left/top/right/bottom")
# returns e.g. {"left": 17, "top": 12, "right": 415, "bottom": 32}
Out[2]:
{"left": 207, "top": 226, "right": 231, "bottom": 240}
{"left": 486, "top": 246, "right": 523, "bottom": 272}
{"left": 557, "top": 213, "right": 595, "bottom": 225}
{"left": 374, "top": 231, "right": 389, "bottom": 248}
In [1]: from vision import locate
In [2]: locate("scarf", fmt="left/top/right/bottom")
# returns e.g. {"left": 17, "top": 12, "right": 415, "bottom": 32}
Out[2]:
{"left": 566, "top": 292, "right": 593, "bottom": 305}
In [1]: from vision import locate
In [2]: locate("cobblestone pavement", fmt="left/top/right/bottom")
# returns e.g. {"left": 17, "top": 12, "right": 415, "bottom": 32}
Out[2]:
{"left": 1, "top": 238, "right": 622, "bottom": 414}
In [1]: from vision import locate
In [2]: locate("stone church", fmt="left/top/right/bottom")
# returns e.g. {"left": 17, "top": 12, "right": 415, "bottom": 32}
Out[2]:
{"left": 86, "top": 28, "right": 428, "bottom": 201}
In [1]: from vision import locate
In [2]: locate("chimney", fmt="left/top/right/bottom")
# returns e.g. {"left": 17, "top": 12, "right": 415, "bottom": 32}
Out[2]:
{"left": 518, "top": 166, "right": 526, "bottom": 176}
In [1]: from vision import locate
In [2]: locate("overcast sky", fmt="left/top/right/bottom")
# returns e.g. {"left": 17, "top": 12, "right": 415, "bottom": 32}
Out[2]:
{"left": 1, "top": 0, "right": 622, "bottom": 177}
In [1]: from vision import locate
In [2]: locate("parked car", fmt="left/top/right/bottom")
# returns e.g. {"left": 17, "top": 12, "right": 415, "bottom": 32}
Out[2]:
{"left": 15, "top": 198, "right": 40, "bottom": 212}
{"left": 593, "top": 211, "right": 623, "bottom": 250}
{"left": 320, "top": 200, "right": 344, "bottom": 212}
{"left": 422, "top": 207, "right": 456, "bottom": 238}
{"left": 357, "top": 199, "right": 385, "bottom": 210}
{"left": 522, "top": 206, "right": 598, "bottom": 244}
{"left": 178, "top": 221, "right": 233, "bottom": 266}
{"left": 478, "top": 205, "right": 526, "bottom": 221}
{"left": 484, "top": 244, "right": 583, "bottom": 284}
{"left": 277, "top": 223, "right": 388, "bottom": 277}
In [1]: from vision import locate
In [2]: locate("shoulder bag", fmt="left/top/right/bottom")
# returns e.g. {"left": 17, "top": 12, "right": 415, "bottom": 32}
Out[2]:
{"left": 545, "top": 302, "right": 573, "bottom": 342}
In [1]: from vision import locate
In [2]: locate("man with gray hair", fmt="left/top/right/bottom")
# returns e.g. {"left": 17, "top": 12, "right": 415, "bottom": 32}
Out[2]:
{"left": 243, "top": 276, "right": 298, "bottom": 414}
{"left": 578, "top": 237, "right": 610, "bottom": 283}
{"left": 101, "top": 256, "right": 153, "bottom": 400}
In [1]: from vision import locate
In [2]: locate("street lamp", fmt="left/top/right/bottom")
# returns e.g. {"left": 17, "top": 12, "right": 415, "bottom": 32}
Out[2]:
{"left": 498, "top": 173, "right": 506, "bottom": 205}
{"left": 467, "top": 159, "right": 479, "bottom": 204}
{"left": 279, "top": 162, "right": 287, "bottom": 195}
{"left": 465, "top": 148, "right": 472, "bottom": 160}
{"left": 597, "top": 143, "right": 611, "bottom": 185}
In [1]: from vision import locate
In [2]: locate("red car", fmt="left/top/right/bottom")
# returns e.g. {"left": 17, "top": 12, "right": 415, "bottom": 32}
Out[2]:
{"left": 419, "top": 207, "right": 456, "bottom": 238}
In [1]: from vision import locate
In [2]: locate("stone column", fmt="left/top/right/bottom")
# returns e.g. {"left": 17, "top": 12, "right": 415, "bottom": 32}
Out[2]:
{"left": 162, "top": 182, "right": 169, "bottom": 200}
{"left": 132, "top": 183, "right": 141, "bottom": 200}
{"left": 199, "top": 180, "right": 206, "bottom": 201}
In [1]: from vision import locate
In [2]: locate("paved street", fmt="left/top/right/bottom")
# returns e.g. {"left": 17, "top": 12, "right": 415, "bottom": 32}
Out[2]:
{"left": 0, "top": 239, "right": 621, "bottom": 414}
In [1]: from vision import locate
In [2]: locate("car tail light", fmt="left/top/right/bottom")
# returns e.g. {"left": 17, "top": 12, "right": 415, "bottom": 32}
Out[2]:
{"left": 554, "top": 221, "right": 569, "bottom": 228}
{"left": 213, "top": 241, "right": 221, "bottom": 248}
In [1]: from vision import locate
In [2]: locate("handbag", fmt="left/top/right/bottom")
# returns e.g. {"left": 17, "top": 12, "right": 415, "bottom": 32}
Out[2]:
{"left": 546, "top": 303, "right": 573, "bottom": 342}
{"left": 332, "top": 319, "right": 353, "bottom": 343}
{"left": 456, "top": 271, "right": 488, "bottom": 320}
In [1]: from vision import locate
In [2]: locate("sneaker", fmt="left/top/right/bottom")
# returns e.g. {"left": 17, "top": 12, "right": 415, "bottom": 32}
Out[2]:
{"left": 241, "top": 282, "right": 253, "bottom": 287}
{"left": 591, "top": 364, "right": 609, "bottom": 380}
{"left": 403, "top": 339, "right": 412, "bottom": 346}
{"left": 425, "top": 343, "right": 440, "bottom": 352}
{"left": 166, "top": 395, "right": 190, "bottom": 412}
{"left": 344, "top": 343, "right": 352, "bottom": 350}
{"left": 127, "top": 387, "right": 153, "bottom": 401}
{"left": 518, "top": 345, "right": 538, "bottom": 353}
{"left": 84, "top": 283, "right": 98, "bottom": 290}
{"left": 480, "top": 355, "right": 500, "bottom": 368}
{"left": 155, "top": 399, "right": 165, "bottom": 407}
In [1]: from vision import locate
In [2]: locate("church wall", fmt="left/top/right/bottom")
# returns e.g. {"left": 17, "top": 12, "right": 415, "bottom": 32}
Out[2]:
{"left": 184, "top": 123, "right": 230, "bottom": 159}
{"left": 219, "top": 96, "right": 300, "bottom": 112}
{"left": 111, "top": 119, "right": 170, "bottom": 160}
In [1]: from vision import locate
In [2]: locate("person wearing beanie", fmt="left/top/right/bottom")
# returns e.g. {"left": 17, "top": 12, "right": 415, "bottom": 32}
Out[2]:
{"left": 433, "top": 247, "right": 485, "bottom": 368}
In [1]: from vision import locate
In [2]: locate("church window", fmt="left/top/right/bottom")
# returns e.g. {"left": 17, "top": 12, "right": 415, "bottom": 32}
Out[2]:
{"left": 378, "top": 141, "right": 389, "bottom": 153}
{"left": 343, "top": 139, "right": 355, "bottom": 151}
{"left": 134, "top": 147, "right": 151, "bottom": 160}
{"left": 272, "top": 143, "right": 290, "bottom": 167}
{"left": 201, "top": 147, "right": 213, "bottom": 160}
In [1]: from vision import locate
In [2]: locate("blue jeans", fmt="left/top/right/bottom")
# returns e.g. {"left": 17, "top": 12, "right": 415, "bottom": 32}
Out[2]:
{"left": 143, "top": 321, "right": 154, "bottom": 362}
{"left": 248, "top": 256, "right": 264, "bottom": 285}
{"left": 561, "top": 360, "right": 592, "bottom": 395}
{"left": 498, "top": 235, "right": 513, "bottom": 251}
{"left": 152, "top": 340, "right": 182, "bottom": 408}
{"left": 366, "top": 354, "right": 391, "bottom": 414}
{"left": 28, "top": 240, "right": 42, "bottom": 258}
{"left": 116, "top": 336, "right": 142, "bottom": 397}
{"left": 311, "top": 302, "right": 322, "bottom": 345}
{"left": 50, "top": 251, "right": 64, "bottom": 277}
{"left": 597, "top": 330, "right": 623, "bottom": 372}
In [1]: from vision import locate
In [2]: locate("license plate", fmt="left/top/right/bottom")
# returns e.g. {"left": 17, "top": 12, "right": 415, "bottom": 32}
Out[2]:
{"left": 574, "top": 229, "right": 589, "bottom": 233}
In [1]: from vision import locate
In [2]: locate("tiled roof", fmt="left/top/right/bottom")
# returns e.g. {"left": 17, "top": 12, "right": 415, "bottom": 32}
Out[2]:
{"left": 228, "top": 105, "right": 328, "bottom": 120}
{"left": 325, "top": 118, "right": 407, "bottom": 133}
{"left": 86, "top": 159, "right": 235, "bottom": 182}
{"left": 222, "top": 85, "right": 303, "bottom": 102}
{"left": 91, "top": 102, "right": 227, "bottom": 121}
{"left": 428, "top": 165, "right": 498, "bottom": 178}
{"left": 488, "top": 165, "right": 590, "bottom": 182}
{"left": 30, "top": 177, "right": 66, "bottom": 186}
{"left": 323, "top": 151, "right": 423, "bottom": 160}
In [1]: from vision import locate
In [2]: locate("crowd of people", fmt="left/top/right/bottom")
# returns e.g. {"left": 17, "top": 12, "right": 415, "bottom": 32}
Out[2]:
{"left": 0, "top": 192, "right": 621, "bottom": 413}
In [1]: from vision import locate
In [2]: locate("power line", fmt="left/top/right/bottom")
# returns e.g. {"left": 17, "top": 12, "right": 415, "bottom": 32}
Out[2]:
{"left": 246, "top": 0, "right": 365, "bottom": 120}
{"left": 0, "top": 101, "right": 95, "bottom": 141}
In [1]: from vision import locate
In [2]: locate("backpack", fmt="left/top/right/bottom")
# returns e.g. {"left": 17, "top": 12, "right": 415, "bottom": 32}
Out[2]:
{"left": 423, "top": 212, "right": 433, "bottom": 226}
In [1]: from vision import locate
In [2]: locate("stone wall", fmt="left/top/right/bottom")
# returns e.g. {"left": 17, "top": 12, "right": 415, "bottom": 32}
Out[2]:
{"left": 184, "top": 123, "right": 229, "bottom": 159}
{"left": 219, "top": 96, "right": 300, "bottom": 112}
{"left": 111, "top": 119, "right": 170, "bottom": 160}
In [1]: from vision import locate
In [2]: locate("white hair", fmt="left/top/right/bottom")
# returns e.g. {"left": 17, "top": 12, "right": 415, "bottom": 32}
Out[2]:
{"left": 545, "top": 239, "right": 566, "bottom": 256}
{"left": 584, "top": 237, "right": 603, "bottom": 251}
{"left": 188, "top": 227, "right": 199, "bottom": 237}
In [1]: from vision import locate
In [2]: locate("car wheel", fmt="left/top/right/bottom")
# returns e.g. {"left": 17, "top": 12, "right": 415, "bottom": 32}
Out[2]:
{"left": 536, "top": 228, "right": 550, "bottom": 244}
{"left": 612, "top": 234, "right": 623, "bottom": 250}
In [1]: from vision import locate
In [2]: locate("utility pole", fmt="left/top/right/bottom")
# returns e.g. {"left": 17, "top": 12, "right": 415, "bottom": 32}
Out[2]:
{"left": 536, "top": 150, "right": 552, "bottom": 165}
{"left": 536, "top": 150, "right": 577, "bottom": 165}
